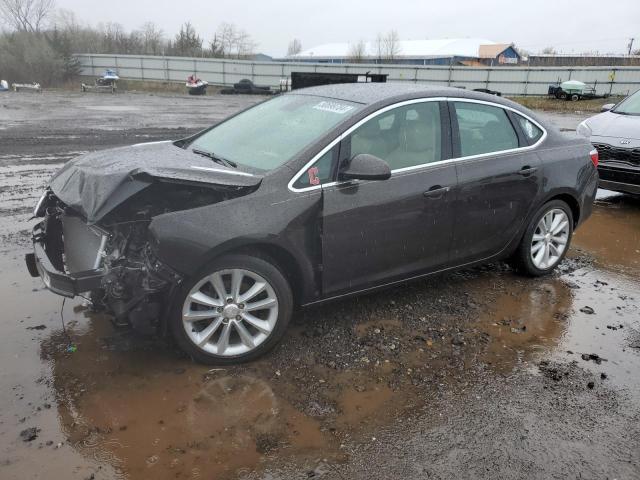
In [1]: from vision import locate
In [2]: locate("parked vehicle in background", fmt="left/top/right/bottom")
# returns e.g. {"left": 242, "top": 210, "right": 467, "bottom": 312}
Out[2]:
{"left": 81, "top": 69, "right": 119, "bottom": 94}
{"left": 186, "top": 75, "right": 208, "bottom": 95}
{"left": 12, "top": 82, "right": 41, "bottom": 93}
{"left": 577, "top": 89, "right": 640, "bottom": 195}
{"left": 26, "top": 84, "right": 598, "bottom": 364}
{"left": 548, "top": 80, "right": 608, "bottom": 101}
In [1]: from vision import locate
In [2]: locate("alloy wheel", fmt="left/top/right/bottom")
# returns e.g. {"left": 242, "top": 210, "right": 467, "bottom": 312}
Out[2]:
{"left": 530, "top": 208, "right": 570, "bottom": 270}
{"left": 182, "top": 268, "right": 279, "bottom": 356}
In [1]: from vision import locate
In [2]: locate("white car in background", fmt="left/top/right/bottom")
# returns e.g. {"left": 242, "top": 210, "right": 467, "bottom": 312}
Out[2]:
{"left": 578, "top": 90, "right": 640, "bottom": 195}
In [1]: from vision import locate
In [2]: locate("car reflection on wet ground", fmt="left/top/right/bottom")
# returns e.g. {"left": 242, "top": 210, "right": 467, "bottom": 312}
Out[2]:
{"left": 0, "top": 92, "right": 638, "bottom": 479}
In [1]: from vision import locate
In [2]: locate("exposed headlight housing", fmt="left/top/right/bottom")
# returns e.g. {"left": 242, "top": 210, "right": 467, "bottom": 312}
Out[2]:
{"left": 576, "top": 121, "right": 592, "bottom": 138}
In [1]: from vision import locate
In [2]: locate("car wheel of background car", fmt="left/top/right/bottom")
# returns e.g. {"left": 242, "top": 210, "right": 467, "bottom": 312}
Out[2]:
{"left": 170, "top": 254, "right": 293, "bottom": 365}
{"left": 571, "top": 94, "right": 580, "bottom": 102}
{"left": 512, "top": 200, "right": 574, "bottom": 276}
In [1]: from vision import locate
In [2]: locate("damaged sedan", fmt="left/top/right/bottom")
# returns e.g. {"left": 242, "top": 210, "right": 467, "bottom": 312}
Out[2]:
{"left": 26, "top": 84, "right": 599, "bottom": 364}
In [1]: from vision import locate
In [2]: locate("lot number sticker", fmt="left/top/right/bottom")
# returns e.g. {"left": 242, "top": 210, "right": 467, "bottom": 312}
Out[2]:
{"left": 313, "top": 101, "right": 354, "bottom": 114}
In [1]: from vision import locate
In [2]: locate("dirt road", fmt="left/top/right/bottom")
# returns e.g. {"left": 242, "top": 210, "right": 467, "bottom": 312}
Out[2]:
{"left": 1, "top": 91, "right": 638, "bottom": 480}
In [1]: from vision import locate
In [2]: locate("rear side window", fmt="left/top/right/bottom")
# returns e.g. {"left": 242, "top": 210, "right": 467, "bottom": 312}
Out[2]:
{"left": 515, "top": 115, "right": 543, "bottom": 144}
{"left": 453, "top": 102, "right": 519, "bottom": 157}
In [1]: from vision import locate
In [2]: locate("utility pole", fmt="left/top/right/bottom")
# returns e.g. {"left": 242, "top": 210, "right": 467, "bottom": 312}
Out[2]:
{"left": 628, "top": 38, "right": 635, "bottom": 55}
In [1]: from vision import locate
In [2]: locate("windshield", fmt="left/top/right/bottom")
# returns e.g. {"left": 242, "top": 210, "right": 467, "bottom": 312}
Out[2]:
{"left": 190, "top": 94, "right": 363, "bottom": 171}
{"left": 613, "top": 89, "right": 640, "bottom": 115}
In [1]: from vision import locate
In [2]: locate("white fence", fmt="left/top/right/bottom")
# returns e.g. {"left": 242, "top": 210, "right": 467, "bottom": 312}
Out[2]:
{"left": 75, "top": 54, "right": 640, "bottom": 97}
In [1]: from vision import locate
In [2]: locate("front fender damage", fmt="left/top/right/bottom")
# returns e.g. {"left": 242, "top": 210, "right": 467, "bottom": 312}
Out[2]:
{"left": 38, "top": 176, "right": 259, "bottom": 334}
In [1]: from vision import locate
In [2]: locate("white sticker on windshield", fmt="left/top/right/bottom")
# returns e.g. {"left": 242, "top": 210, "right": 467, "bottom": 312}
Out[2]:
{"left": 312, "top": 101, "right": 354, "bottom": 114}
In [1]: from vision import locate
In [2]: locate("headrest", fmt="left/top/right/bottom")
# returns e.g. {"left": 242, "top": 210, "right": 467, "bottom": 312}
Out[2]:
{"left": 403, "top": 121, "right": 433, "bottom": 153}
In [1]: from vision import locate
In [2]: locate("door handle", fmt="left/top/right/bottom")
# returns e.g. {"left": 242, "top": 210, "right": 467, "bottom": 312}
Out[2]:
{"left": 518, "top": 166, "right": 538, "bottom": 176}
{"left": 423, "top": 185, "right": 450, "bottom": 199}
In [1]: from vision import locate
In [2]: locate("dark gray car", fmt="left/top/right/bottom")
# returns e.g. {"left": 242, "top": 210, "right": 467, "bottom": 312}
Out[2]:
{"left": 26, "top": 84, "right": 599, "bottom": 364}
{"left": 577, "top": 89, "right": 640, "bottom": 195}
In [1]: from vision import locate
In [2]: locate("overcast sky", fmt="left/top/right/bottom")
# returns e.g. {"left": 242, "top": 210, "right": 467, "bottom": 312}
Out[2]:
{"left": 57, "top": 0, "right": 640, "bottom": 57}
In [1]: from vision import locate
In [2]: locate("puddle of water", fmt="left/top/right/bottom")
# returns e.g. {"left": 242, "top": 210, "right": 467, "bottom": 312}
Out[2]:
{"left": 473, "top": 267, "right": 640, "bottom": 400}
{"left": 553, "top": 269, "right": 640, "bottom": 399}
{"left": 42, "top": 314, "right": 329, "bottom": 479}
{"left": 475, "top": 278, "right": 571, "bottom": 372}
{"left": 573, "top": 193, "right": 640, "bottom": 277}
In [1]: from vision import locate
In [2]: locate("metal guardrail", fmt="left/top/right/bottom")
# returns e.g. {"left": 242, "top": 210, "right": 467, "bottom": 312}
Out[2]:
{"left": 74, "top": 53, "right": 640, "bottom": 97}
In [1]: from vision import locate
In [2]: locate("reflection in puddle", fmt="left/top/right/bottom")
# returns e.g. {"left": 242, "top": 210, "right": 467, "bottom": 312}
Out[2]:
{"left": 44, "top": 316, "right": 328, "bottom": 479}
{"left": 573, "top": 193, "right": 640, "bottom": 277}
{"left": 476, "top": 279, "right": 572, "bottom": 371}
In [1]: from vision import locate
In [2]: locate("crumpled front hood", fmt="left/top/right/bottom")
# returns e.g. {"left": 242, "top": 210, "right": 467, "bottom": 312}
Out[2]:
{"left": 587, "top": 111, "right": 640, "bottom": 140}
{"left": 49, "top": 141, "right": 262, "bottom": 224}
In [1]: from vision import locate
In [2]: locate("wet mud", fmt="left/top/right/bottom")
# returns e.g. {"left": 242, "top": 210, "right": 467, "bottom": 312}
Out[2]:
{"left": 1, "top": 92, "right": 639, "bottom": 479}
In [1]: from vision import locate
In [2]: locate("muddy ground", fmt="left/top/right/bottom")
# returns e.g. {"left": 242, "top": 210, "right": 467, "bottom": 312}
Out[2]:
{"left": 1, "top": 91, "right": 639, "bottom": 480}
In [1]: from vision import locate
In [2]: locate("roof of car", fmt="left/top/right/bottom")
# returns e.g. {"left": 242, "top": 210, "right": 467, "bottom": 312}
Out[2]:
{"left": 290, "top": 82, "right": 522, "bottom": 110}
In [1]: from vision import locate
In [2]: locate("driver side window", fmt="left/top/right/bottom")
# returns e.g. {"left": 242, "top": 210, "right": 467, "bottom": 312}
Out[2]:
{"left": 346, "top": 101, "right": 442, "bottom": 171}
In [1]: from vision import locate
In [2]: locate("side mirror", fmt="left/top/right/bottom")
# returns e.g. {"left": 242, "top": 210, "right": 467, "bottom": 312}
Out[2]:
{"left": 601, "top": 103, "right": 615, "bottom": 112}
{"left": 340, "top": 154, "right": 391, "bottom": 181}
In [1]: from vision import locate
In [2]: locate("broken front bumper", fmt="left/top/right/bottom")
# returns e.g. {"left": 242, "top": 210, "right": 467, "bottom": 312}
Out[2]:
{"left": 26, "top": 223, "right": 105, "bottom": 298}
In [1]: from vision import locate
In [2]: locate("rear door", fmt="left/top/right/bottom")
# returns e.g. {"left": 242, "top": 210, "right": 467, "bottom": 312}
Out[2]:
{"left": 449, "top": 100, "right": 543, "bottom": 264}
{"left": 319, "top": 100, "right": 458, "bottom": 296}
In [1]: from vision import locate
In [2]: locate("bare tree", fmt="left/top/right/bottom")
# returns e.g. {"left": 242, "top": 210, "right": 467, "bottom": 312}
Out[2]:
{"left": 51, "top": 7, "right": 79, "bottom": 32}
{"left": 382, "top": 29, "right": 401, "bottom": 62}
{"left": 139, "top": 21, "right": 164, "bottom": 55}
{"left": 213, "top": 22, "right": 256, "bottom": 59}
{"left": 0, "top": 0, "right": 55, "bottom": 32}
{"left": 234, "top": 28, "right": 255, "bottom": 58}
{"left": 216, "top": 22, "right": 235, "bottom": 57}
{"left": 347, "top": 40, "right": 367, "bottom": 63}
{"left": 375, "top": 32, "right": 384, "bottom": 63}
{"left": 374, "top": 30, "right": 401, "bottom": 63}
{"left": 541, "top": 46, "right": 557, "bottom": 55}
{"left": 287, "top": 38, "right": 302, "bottom": 56}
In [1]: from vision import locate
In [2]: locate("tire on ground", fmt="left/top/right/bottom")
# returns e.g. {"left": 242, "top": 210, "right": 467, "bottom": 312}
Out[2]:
{"left": 511, "top": 199, "right": 574, "bottom": 277}
{"left": 170, "top": 253, "right": 293, "bottom": 365}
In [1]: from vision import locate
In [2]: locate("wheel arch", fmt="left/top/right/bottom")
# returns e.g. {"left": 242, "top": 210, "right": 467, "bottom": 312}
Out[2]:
{"left": 199, "top": 239, "right": 316, "bottom": 307}
{"left": 502, "top": 190, "right": 581, "bottom": 261}
{"left": 544, "top": 192, "right": 580, "bottom": 226}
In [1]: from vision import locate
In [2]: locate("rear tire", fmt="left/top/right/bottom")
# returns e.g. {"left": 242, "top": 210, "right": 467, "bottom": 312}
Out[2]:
{"left": 511, "top": 200, "right": 574, "bottom": 276}
{"left": 170, "top": 254, "right": 293, "bottom": 365}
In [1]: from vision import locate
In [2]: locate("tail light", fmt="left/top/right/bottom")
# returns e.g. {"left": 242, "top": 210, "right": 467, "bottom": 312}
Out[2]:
{"left": 590, "top": 148, "right": 599, "bottom": 168}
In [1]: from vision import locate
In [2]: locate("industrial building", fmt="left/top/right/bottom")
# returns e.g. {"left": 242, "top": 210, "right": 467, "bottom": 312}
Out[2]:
{"left": 284, "top": 38, "right": 521, "bottom": 66}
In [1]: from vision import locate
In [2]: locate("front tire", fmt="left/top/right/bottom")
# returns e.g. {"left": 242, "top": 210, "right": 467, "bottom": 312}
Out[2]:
{"left": 170, "top": 254, "right": 293, "bottom": 364}
{"left": 512, "top": 200, "right": 574, "bottom": 276}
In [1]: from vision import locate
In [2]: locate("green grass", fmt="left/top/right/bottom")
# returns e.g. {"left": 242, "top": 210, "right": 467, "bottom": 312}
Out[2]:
{"left": 508, "top": 95, "right": 622, "bottom": 113}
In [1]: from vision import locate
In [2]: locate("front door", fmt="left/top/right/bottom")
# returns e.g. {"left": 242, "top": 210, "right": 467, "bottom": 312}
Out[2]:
{"left": 320, "top": 100, "right": 457, "bottom": 296}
